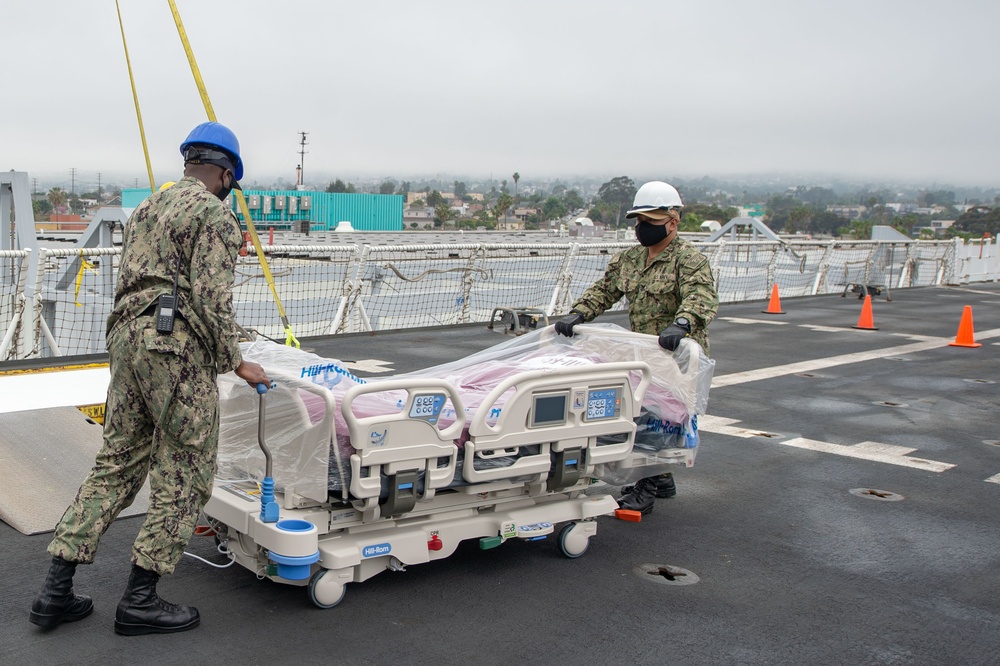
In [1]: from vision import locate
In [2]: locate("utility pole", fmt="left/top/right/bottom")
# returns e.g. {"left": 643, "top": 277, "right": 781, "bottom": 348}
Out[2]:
{"left": 70, "top": 167, "right": 76, "bottom": 195}
{"left": 298, "top": 132, "right": 309, "bottom": 190}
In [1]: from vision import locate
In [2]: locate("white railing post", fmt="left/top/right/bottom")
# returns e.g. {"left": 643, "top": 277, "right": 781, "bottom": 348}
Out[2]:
{"left": 765, "top": 244, "right": 780, "bottom": 289}
{"left": 811, "top": 244, "right": 834, "bottom": 295}
{"left": 340, "top": 245, "right": 370, "bottom": 334}
{"left": 1, "top": 250, "right": 31, "bottom": 360}
{"left": 948, "top": 237, "right": 964, "bottom": 285}
{"left": 457, "top": 245, "right": 483, "bottom": 324}
{"left": 897, "top": 242, "right": 913, "bottom": 288}
{"left": 328, "top": 245, "right": 361, "bottom": 335}
{"left": 548, "top": 243, "right": 579, "bottom": 316}
{"left": 706, "top": 240, "right": 723, "bottom": 295}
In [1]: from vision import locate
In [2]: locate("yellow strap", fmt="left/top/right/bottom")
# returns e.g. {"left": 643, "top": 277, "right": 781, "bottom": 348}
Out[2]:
{"left": 166, "top": 0, "right": 299, "bottom": 347}
{"left": 115, "top": 0, "right": 156, "bottom": 192}
{"left": 74, "top": 251, "right": 99, "bottom": 307}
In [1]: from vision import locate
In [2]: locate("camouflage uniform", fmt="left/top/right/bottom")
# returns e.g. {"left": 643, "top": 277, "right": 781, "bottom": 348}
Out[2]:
{"left": 571, "top": 236, "right": 719, "bottom": 354}
{"left": 48, "top": 177, "right": 244, "bottom": 575}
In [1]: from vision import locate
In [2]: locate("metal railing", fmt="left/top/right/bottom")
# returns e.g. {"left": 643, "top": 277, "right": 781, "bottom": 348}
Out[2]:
{"left": 1, "top": 237, "right": 995, "bottom": 361}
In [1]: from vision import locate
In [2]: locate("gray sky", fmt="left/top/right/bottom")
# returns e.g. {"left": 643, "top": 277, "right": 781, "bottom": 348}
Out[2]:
{"left": 4, "top": 1, "right": 999, "bottom": 190}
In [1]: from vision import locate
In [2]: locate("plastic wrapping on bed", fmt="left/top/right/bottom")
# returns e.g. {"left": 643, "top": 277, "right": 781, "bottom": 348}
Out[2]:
{"left": 216, "top": 323, "right": 714, "bottom": 495}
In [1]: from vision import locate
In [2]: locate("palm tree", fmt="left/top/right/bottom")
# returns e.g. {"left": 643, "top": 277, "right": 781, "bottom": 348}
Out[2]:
{"left": 48, "top": 187, "right": 67, "bottom": 221}
{"left": 512, "top": 172, "right": 520, "bottom": 205}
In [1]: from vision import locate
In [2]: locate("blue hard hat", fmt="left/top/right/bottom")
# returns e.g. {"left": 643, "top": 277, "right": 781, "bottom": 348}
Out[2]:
{"left": 179, "top": 121, "right": 244, "bottom": 180}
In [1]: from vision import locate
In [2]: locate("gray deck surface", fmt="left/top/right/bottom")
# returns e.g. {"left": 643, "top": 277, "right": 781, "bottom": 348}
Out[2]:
{"left": 3, "top": 284, "right": 999, "bottom": 665}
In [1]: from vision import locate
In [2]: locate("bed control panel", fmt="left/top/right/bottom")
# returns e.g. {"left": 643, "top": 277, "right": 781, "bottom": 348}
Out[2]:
{"left": 407, "top": 393, "right": 447, "bottom": 424}
{"left": 584, "top": 387, "right": 622, "bottom": 422}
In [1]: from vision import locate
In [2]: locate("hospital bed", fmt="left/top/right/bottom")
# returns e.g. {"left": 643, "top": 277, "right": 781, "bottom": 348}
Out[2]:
{"left": 204, "top": 325, "right": 713, "bottom": 608}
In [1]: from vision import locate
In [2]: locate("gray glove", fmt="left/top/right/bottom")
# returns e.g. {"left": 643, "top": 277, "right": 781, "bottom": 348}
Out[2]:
{"left": 658, "top": 318, "right": 691, "bottom": 351}
{"left": 554, "top": 312, "right": 585, "bottom": 337}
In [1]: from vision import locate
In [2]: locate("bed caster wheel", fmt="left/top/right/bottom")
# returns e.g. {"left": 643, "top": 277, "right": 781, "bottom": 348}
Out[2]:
{"left": 558, "top": 523, "right": 590, "bottom": 559}
{"left": 308, "top": 569, "right": 347, "bottom": 609}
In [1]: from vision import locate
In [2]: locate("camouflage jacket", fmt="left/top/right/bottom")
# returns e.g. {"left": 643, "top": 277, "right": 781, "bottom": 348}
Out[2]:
{"left": 571, "top": 237, "right": 719, "bottom": 354}
{"left": 107, "top": 176, "right": 244, "bottom": 373}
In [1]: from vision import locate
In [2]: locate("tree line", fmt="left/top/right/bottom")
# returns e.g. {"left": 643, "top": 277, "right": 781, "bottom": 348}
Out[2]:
{"left": 323, "top": 173, "right": 999, "bottom": 238}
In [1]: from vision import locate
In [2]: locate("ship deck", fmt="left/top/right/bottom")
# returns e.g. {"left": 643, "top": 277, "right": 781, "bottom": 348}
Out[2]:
{"left": 3, "top": 284, "right": 999, "bottom": 665}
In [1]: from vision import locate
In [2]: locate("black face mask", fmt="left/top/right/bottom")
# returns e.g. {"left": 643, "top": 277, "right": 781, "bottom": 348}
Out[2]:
{"left": 217, "top": 172, "right": 236, "bottom": 202}
{"left": 635, "top": 221, "right": 668, "bottom": 246}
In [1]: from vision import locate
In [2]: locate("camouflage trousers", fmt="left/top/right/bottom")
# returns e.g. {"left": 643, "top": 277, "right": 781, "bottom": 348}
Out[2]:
{"left": 48, "top": 315, "right": 219, "bottom": 575}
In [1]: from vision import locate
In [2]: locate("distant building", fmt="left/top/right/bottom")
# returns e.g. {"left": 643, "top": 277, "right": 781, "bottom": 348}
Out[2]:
{"left": 513, "top": 207, "right": 539, "bottom": 221}
{"left": 827, "top": 205, "right": 868, "bottom": 221}
{"left": 738, "top": 204, "right": 766, "bottom": 218}
{"left": 403, "top": 206, "right": 435, "bottom": 229}
{"left": 912, "top": 220, "right": 955, "bottom": 236}
{"left": 565, "top": 217, "right": 602, "bottom": 238}
{"left": 123, "top": 188, "right": 403, "bottom": 231}
{"left": 496, "top": 217, "right": 525, "bottom": 231}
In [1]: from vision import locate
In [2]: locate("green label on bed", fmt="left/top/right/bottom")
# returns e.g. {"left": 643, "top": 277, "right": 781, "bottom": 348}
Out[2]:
{"left": 501, "top": 521, "right": 516, "bottom": 540}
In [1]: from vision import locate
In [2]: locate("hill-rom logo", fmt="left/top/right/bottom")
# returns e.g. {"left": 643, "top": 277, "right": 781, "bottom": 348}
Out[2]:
{"left": 362, "top": 542, "right": 392, "bottom": 558}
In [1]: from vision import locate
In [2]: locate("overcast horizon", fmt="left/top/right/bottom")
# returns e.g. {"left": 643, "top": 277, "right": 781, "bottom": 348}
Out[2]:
{"left": 4, "top": 1, "right": 999, "bottom": 193}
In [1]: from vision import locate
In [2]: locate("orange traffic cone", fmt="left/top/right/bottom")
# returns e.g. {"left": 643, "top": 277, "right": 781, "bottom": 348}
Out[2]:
{"left": 948, "top": 305, "right": 982, "bottom": 348}
{"left": 762, "top": 284, "right": 785, "bottom": 314}
{"left": 851, "top": 295, "right": 878, "bottom": 330}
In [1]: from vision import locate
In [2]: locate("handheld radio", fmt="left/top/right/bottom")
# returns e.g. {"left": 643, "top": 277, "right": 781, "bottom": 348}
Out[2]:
{"left": 156, "top": 254, "right": 183, "bottom": 334}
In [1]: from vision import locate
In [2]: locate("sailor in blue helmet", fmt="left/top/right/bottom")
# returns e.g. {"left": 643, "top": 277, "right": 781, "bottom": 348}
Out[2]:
{"left": 179, "top": 120, "right": 245, "bottom": 194}
{"left": 30, "top": 121, "right": 269, "bottom": 636}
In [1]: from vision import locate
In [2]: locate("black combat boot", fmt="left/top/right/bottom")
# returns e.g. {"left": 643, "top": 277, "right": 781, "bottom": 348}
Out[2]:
{"left": 114, "top": 564, "right": 200, "bottom": 636}
{"left": 621, "top": 473, "right": 677, "bottom": 499}
{"left": 617, "top": 477, "right": 657, "bottom": 515}
{"left": 29, "top": 556, "right": 94, "bottom": 629}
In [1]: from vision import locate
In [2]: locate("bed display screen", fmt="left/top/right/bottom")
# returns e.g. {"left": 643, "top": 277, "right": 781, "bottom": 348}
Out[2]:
{"left": 586, "top": 388, "right": 621, "bottom": 421}
{"left": 531, "top": 393, "right": 567, "bottom": 427}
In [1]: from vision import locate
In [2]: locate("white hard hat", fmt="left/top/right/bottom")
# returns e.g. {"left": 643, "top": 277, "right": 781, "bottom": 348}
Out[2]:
{"left": 625, "top": 181, "right": 683, "bottom": 218}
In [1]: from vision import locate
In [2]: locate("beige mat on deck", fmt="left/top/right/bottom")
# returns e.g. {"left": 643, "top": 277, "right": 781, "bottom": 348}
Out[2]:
{"left": 0, "top": 407, "right": 149, "bottom": 535}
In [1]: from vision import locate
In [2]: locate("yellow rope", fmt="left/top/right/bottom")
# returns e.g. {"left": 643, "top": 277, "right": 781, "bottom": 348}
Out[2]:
{"left": 115, "top": 0, "right": 156, "bottom": 192}
{"left": 166, "top": 0, "right": 299, "bottom": 347}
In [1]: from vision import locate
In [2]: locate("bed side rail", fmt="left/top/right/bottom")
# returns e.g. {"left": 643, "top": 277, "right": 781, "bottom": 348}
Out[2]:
{"left": 463, "top": 362, "right": 651, "bottom": 484}
{"left": 340, "top": 378, "right": 467, "bottom": 507}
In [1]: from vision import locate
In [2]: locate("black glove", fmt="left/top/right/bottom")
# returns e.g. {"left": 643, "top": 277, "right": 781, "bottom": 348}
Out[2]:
{"left": 554, "top": 312, "right": 585, "bottom": 337}
{"left": 658, "top": 319, "right": 691, "bottom": 351}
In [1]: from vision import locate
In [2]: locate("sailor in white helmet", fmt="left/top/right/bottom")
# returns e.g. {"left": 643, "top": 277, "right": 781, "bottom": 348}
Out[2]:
{"left": 554, "top": 180, "right": 719, "bottom": 514}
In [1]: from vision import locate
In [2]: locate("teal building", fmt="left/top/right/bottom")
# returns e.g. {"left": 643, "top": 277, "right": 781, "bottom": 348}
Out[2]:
{"left": 121, "top": 188, "right": 403, "bottom": 232}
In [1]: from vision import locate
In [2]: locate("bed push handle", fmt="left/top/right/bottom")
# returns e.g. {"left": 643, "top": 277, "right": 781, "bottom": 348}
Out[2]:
{"left": 255, "top": 381, "right": 280, "bottom": 524}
